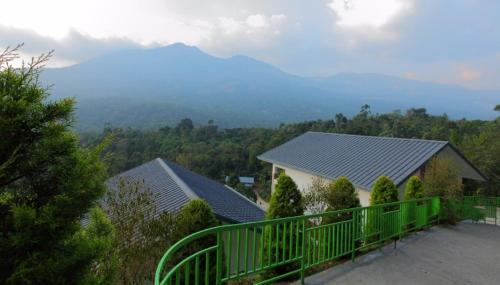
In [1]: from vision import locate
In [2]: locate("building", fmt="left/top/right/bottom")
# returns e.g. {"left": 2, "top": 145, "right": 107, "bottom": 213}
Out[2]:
{"left": 258, "top": 132, "right": 486, "bottom": 206}
{"left": 238, "top": 176, "right": 255, "bottom": 187}
{"left": 107, "top": 158, "right": 265, "bottom": 223}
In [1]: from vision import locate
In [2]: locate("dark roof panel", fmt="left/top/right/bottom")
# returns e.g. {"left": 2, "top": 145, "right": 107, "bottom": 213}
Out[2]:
{"left": 258, "top": 132, "right": 449, "bottom": 190}
{"left": 106, "top": 158, "right": 265, "bottom": 223}
{"left": 166, "top": 161, "right": 265, "bottom": 223}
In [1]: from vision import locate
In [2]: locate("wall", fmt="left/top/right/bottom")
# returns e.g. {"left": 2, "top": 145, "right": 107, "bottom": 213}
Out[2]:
{"left": 272, "top": 163, "right": 372, "bottom": 207}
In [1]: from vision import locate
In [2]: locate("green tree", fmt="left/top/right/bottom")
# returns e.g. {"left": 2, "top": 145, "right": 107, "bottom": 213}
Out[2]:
{"left": 323, "top": 176, "right": 361, "bottom": 223}
{"left": 104, "top": 177, "right": 176, "bottom": 284}
{"left": 0, "top": 46, "right": 110, "bottom": 284}
{"left": 79, "top": 208, "right": 118, "bottom": 285}
{"left": 261, "top": 173, "right": 303, "bottom": 280}
{"left": 403, "top": 176, "right": 424, "bottom": 200}
{"left": 423, "top": 157, "right": 463, "bottom": 223}
{"left": 370, "top": 176, "right": 399, "bottom": 205}
{"left": 173, "top": 199, "right": 220, "bottom": 283}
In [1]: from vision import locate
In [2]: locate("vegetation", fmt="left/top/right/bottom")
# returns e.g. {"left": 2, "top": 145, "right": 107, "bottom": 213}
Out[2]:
{"left": 103, "top": 177, "right": 176, "bottom": 284}
{"left": 173, "top": 199, "right": 220, "bottom": 283}
{"left": 423, "top": 157, "right": 463, "bottom": 223}
{"left": 370, "top": 176, "right": 399, "bottom": 205}
{"left": 81, "top": 105, "right": 500, "bottom": 199}
{"left": 304, "top": 177, "right": 360, "bottom": 223}
{"left": 261, "top": 174, "right": 304, "bottom": 280}
{"left": 404, "top": 176, "right": 424, "bottom": 200}
{"left": 0, "top": 46, "right": 109, "bottom": 284}
{"left": 323, "top": 177, "right": 361, "bottom": 224}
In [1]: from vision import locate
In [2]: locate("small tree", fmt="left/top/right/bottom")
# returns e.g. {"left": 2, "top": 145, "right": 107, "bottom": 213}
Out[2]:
{"left": 105, "top": 177, "right": 176, "bottom": 284}
{"left": 173, "top": 199, "right": 220, "bottom": 283}
{"left": 303, "top": 177, "right": 329, "bottom": 216}
{"left": 261, "top": 173, "right": 303, "bottom": 280}
{"left": 323, "top": 176, "right": 360, "bottom": 224}
{"left": 370, "top": 176, "right": 399, "bottom": 205}
{"left": 423, "top": 157, "right": 463, "bottom": 223}
{"left": 403, "top": 176, "right": 424, "bottom": 200}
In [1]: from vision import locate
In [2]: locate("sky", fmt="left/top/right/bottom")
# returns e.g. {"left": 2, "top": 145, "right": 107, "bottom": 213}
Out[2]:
{"left": 1, "top": 0, "right": 499, "bottom": 90}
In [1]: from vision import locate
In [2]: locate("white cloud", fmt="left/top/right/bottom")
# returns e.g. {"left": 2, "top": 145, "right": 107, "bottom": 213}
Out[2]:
{"left": 328, "top": 0, "right": 412, "bottom": 29}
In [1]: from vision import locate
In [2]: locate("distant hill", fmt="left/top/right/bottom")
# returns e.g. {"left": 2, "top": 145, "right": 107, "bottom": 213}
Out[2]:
{"left": 41, "top": 43, "right": 498, "bottom": 131}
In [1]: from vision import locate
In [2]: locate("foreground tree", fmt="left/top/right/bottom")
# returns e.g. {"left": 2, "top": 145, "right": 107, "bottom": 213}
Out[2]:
{"left": 261, "top": 173, "right": 304, "bottom": 281}
{"left": 0, "top": 46, "right": 110, "bottom": 284}
{"left": 370, "top": 176, "right": 399, "bottom": 205}
{"left": 403, "top": 176, "right": 424, "bottom": 200}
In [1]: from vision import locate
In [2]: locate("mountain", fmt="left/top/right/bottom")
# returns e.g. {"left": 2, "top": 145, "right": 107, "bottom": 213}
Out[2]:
{"left": 41, "top": 43, "right": 498, "bottom": 131}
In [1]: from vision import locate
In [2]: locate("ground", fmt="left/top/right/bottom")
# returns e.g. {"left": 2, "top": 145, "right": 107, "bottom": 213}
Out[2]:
{"left": 292, "top": 222, "right": 500, "bottom": 285}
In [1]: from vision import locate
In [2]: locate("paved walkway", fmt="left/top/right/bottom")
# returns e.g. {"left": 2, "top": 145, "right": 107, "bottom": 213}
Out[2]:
{"left": 292, "top": 222, "right": 500, "bottom": 285}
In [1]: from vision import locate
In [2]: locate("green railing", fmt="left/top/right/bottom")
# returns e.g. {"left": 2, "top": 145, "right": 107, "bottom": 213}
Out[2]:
{"left": 155, "top": 197, "right": 440, "bottom": 285}
{"left": 461, "top": 196, "right": 499, "bottom": 224}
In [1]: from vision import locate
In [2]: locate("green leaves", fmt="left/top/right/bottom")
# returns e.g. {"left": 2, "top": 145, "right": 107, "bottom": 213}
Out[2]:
{"left": 370, "top": 176, "right": 399, "bottom": 205}
{"left": 404, "top": 176, "right": 424, "bottom": 200}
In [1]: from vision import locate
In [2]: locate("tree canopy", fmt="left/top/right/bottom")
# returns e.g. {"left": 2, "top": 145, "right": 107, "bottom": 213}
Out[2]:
{"left": 0, "top": 46, "right": 109, "bottom": 284}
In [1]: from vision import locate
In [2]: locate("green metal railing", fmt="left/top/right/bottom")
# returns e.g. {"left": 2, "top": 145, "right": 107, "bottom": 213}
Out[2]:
{"left": 461, "top": 196, "right": 499, "bottom": 224}
{"left": 155, "top": 197, "right": 440, "bottom": 285}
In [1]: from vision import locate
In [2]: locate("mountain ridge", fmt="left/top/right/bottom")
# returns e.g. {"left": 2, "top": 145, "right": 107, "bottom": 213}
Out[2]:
{"left": 40, "top": 43, "right": 498, "bottom": 131}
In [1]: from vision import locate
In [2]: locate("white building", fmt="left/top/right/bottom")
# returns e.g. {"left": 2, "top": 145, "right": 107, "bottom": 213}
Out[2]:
{"left": 258, "top": 132, "right": 486, "bottom": 206}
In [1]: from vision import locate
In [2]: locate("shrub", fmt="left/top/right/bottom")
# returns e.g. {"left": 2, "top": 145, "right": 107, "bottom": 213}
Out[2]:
{"left": 323, "top": 176, "right": 360, "bottom": 224}
{"left": 423, "top": 157, "right": 463, "bottom": 224}
{"left": 370, "top": 176, "right": 399, "bottom": 205}
{"left": 403, "top": 176, "right": 424, "bottom": 200}
{"left": 173, "top": 199, "right": 220, "bottom": 283}
{"left": 261, "top": 173, "right": 303, "bottom": 281}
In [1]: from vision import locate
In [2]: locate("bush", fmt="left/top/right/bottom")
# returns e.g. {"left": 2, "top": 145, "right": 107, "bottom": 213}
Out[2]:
{"left": 323, "top": 177, "right": 360, "bottom": 224}
{"left": 261, "top": 173, "right": 303, "bottom": 281}
{"left": 173, "top": 199, "right": 220, "bottom": 283}
{"left": 370, "top": 176, "right": 399, "bottom": 205}
{"left": 403, "top": 176, "right": 424, "bottom": 200}
{"left": 423, "top": 157, "right": 463, "bottom": 224}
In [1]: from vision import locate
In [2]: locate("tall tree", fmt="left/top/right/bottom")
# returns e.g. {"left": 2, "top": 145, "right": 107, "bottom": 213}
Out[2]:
{"left": 0, "top": 46, "right": 109, "bottom": 284}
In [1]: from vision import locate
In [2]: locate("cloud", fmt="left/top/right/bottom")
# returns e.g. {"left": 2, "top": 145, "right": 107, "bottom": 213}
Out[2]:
{"left": 0, "top": 25, "right": 150, "bottom": 66}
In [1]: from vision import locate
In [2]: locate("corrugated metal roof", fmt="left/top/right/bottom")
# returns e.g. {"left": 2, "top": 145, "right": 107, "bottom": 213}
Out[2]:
{"left": 258, "top": 132, "right": 450, "bottom": 190}
{"left": 106, "top": 158, "right": 265, "bottom": 223}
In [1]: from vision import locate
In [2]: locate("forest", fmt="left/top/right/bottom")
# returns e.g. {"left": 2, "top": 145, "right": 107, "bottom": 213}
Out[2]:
{"left": 81, "top": 104, "right": 500, "bottom": 197}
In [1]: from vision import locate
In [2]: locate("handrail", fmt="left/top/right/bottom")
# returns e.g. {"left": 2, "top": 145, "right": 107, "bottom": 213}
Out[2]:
{"left": 155, "top": 197, "right": 442, "bottom": 285}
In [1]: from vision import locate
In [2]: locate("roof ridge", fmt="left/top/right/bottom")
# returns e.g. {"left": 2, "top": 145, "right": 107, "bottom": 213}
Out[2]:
{"left": 306, "top": 131, "right": 449, "bottom": 144}
{"left": 156, "top": 158, "right": 198, "bottom": 200}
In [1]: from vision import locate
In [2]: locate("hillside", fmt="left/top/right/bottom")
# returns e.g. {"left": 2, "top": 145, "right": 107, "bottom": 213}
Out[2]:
{"left": 41, "top": 43, "right": 499, "bottom": 131}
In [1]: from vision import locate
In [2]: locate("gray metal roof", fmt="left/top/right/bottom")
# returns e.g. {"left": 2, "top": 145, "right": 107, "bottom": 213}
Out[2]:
{"left": 106, "top": 158, "right": 265, "bottom": 223}
{"left": 258, "top": 132, "right": 453, "bottom": 190}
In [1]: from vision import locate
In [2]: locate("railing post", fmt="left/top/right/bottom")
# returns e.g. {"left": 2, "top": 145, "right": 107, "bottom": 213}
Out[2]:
{"left": 300, "top": 219, "right": 306, "bottom": 285}
{"left": 216, "top": 232, "right": 223, "bottom": 285}
{"left": 351, "top": 210, "right": 356, "bottom": 262}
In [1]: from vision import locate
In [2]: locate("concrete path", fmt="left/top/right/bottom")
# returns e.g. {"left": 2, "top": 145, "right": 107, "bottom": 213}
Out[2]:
{"left": 292, "top": 222, "right": 500, "bottom": 285}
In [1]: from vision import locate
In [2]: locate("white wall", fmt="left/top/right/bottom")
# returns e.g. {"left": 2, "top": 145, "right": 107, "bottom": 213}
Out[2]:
{"left": 272, "top": 163, "right": 372, "bottom": 207}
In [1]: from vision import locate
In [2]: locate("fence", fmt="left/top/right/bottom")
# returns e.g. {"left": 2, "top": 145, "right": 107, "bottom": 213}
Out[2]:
{"left": 461, "top": 196, "right": 499, "bottom": 225}
{"left": 155, "top": 197, "right": 440, "bottom": 285}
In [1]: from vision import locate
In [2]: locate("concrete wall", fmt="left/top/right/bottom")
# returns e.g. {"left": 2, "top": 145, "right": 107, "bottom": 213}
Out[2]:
{"left": 436, "top": 145, "right": 484, "bottom": 181}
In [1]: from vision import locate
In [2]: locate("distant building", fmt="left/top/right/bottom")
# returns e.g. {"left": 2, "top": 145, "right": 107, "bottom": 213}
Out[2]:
{"left": 258, "top": 132, "right": 486, "bottom": 206}
{"left": 239, "top": 176, "right": 255, "bottom": 187}
{"left": 107, "top": 158, "right": 265, "bottom": 223}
